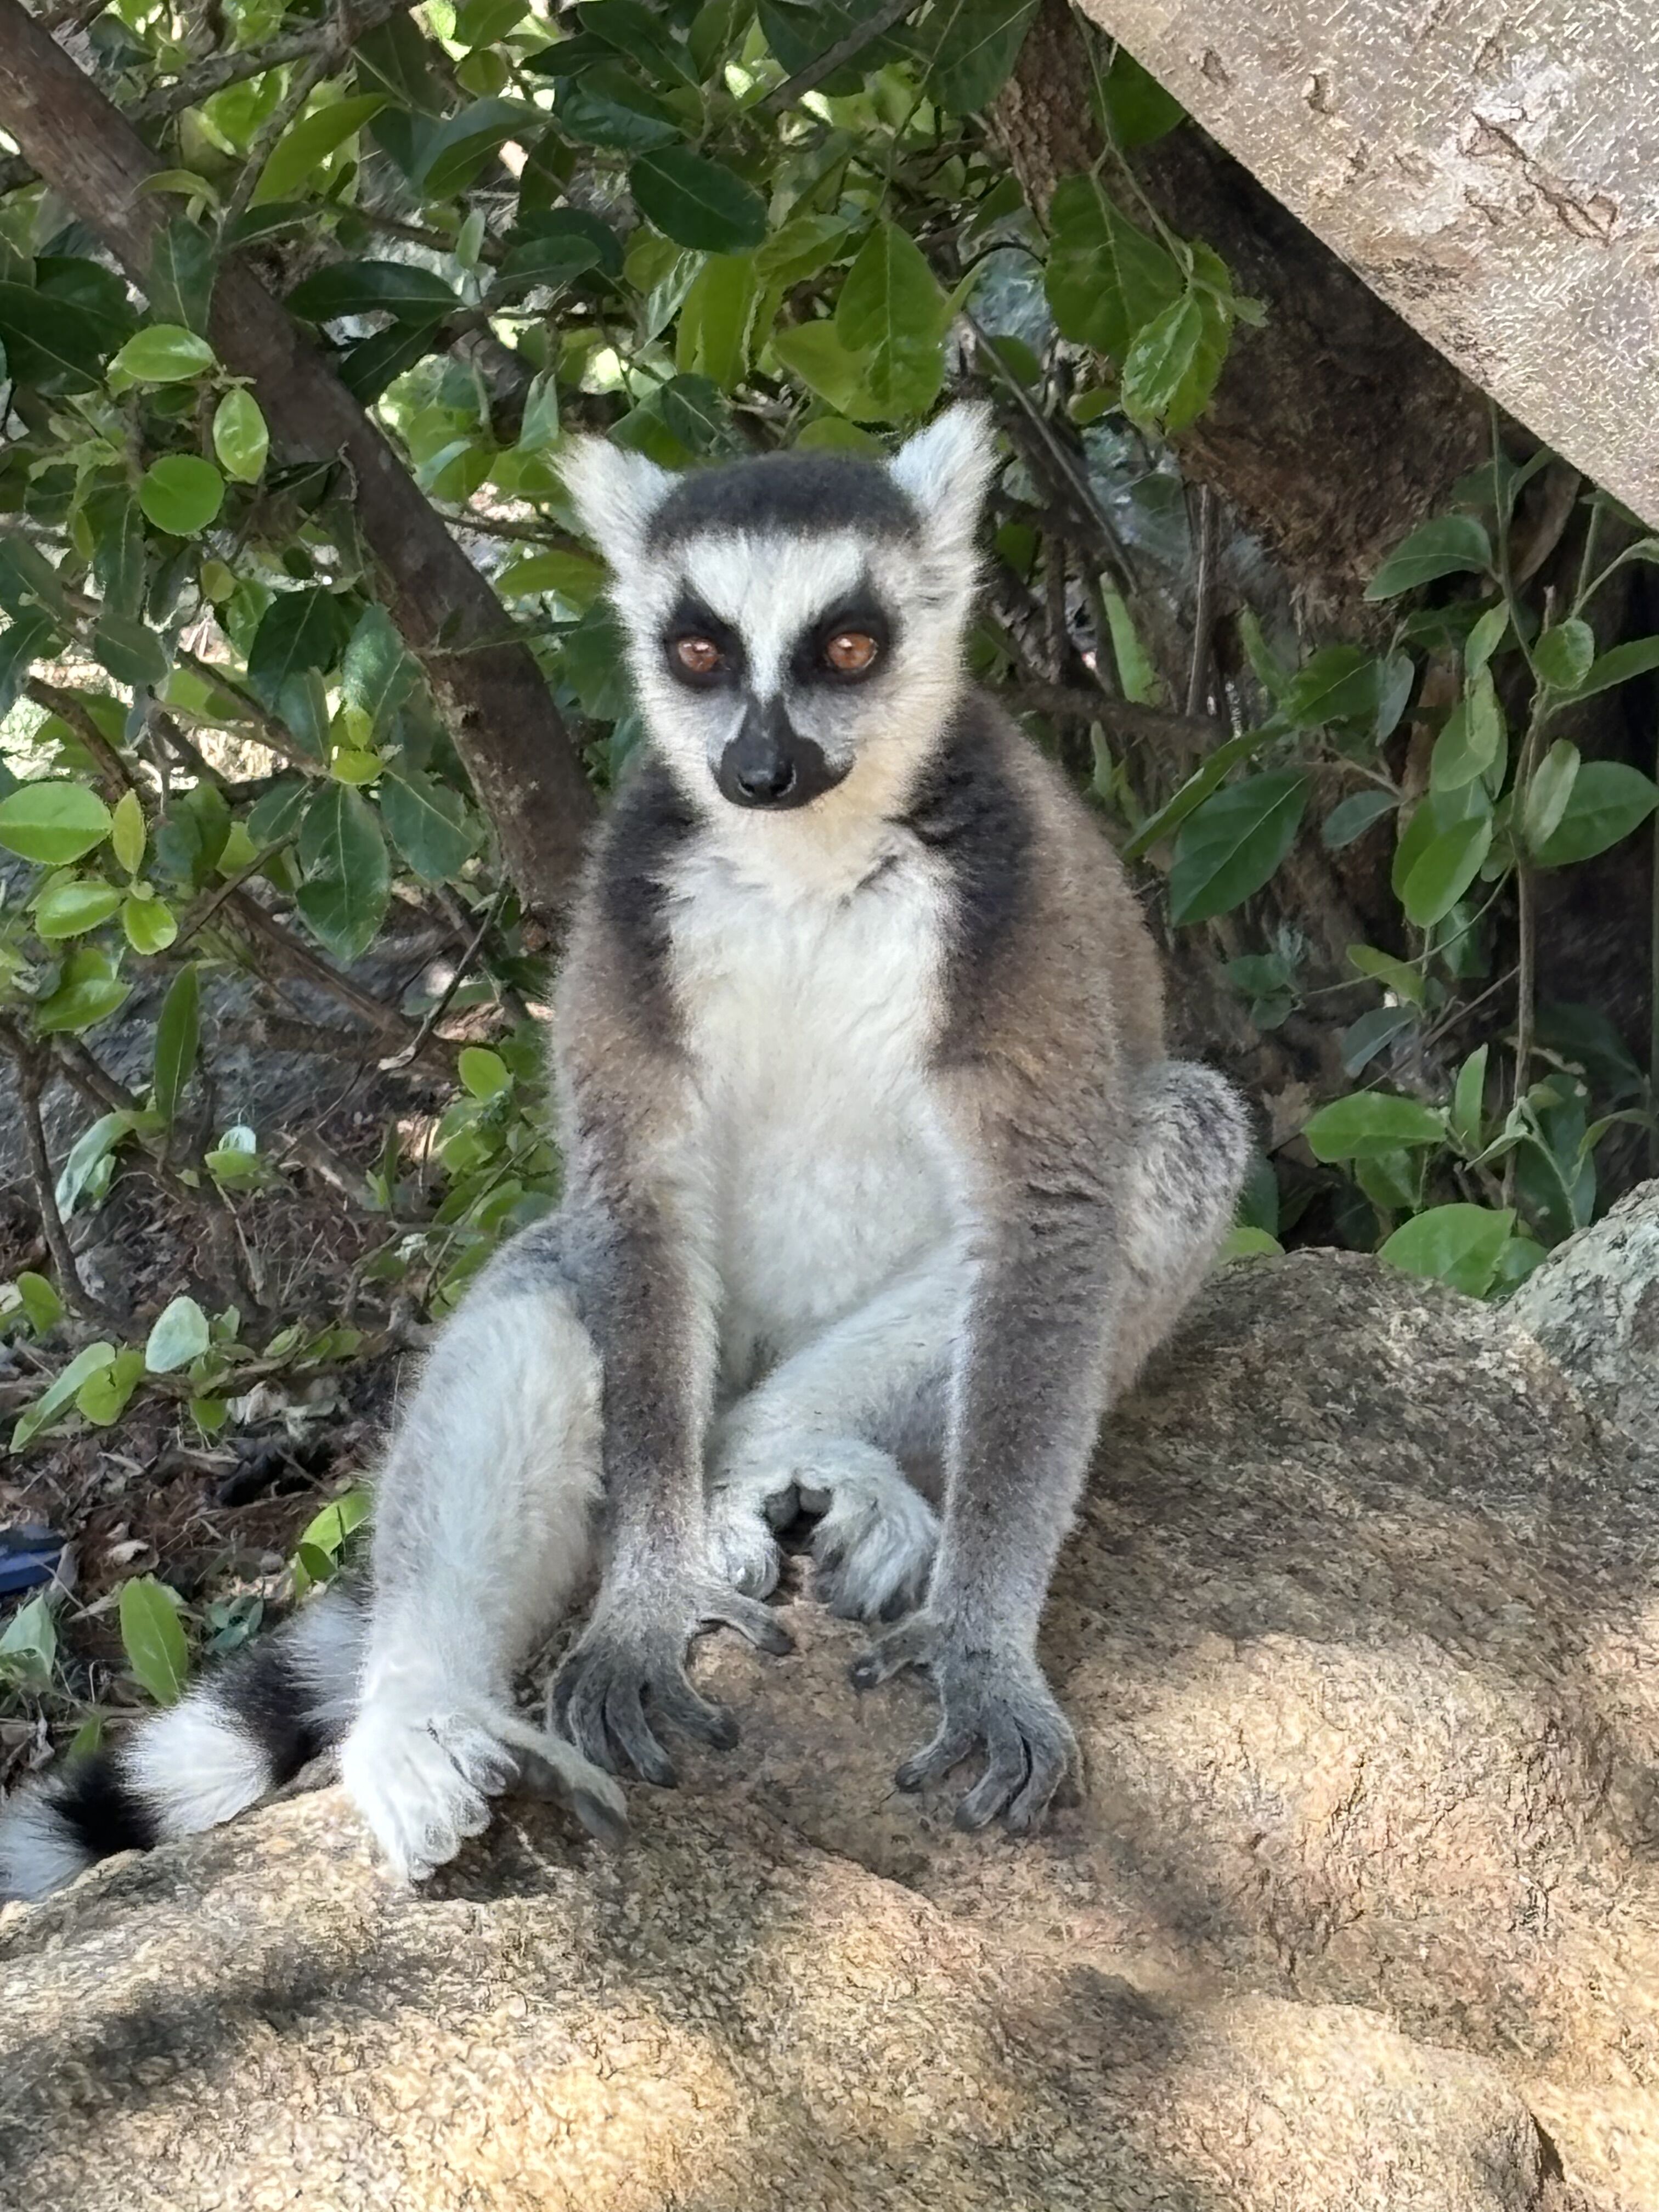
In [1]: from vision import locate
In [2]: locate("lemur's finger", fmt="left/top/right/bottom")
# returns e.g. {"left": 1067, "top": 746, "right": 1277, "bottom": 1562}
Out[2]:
{"left": 653, "top": 1674, "right": 740, "bottom": 1751}
{"left": 849, "top": 1619, "right": 930, "bottom": 1690}
{"left": 606, "top": 1681, "right": 678, "bottom": 1788}
{"left": 704, "top": 1589, "right": 794, "bottom": 1656}
{"left": 953, "top": 1713, "right": 1030, "bottom": 1831}
{"left": 894, "top": 1723, "right": 975, "bottom": 1793}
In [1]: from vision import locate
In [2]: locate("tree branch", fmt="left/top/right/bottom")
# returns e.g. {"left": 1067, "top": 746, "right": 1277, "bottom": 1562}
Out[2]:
{"left": 0, "top": 0, "right": 596, "bottom": 917}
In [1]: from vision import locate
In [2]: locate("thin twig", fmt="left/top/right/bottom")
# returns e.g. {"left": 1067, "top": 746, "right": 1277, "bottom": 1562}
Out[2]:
{"left": 387, "top": 882, "right": 509, "bottom": 1068}
{"left": 220, "top": 32, "right": 341, "bottom": 240}
{"left": 1002, "top": 683, "right": 1211, "bottom": 748}
{"left": 1185, "top": 486, "right": 1219, "bottom": 719}
{"left": 760, "top": 0, "right": 920, "bottom": 112}
{"left": 174, "top": 835, "right": 295, "bottom": 954}
{"left": 25, "top": 678, "right": 137, "bottom": 803}
{"left": 0, "top": 1017, "right": 112, "bottom": 1323}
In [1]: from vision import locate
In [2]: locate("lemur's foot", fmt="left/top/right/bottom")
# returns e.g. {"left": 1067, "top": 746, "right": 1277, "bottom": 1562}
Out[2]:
{"left": 707, "top": 1434, "right": 938, "bottom": 1622}
{"left": 341, "top": 1690, "right": 625, "bottom": 1880}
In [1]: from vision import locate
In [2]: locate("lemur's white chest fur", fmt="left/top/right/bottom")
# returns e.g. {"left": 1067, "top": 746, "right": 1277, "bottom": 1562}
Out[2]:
{"left": 666, "top": 831, "right": 958, "bottom": 1392}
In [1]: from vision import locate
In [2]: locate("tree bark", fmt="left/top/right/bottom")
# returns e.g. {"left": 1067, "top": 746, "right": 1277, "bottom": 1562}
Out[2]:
{"left": 1070, "top": 0, "right": 1659, "bottom": 537}
{"left": 993, "top": 0, "right": 1490, "bottom": 616}
{"left": 0, "top": 1, "right": 596, "bottom": 916}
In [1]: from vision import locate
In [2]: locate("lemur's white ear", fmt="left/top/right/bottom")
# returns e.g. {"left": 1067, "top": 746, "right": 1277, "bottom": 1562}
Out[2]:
{"left": 560, "top": 436, "right": 673, "bottom": 572}
{"left": 888, "top": 400, "right": 997, "bottom": 564}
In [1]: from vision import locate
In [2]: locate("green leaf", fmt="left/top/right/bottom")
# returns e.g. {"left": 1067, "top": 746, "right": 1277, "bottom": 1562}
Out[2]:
{"left": 1532, "top": 617, "right": 1595, "bottom": 692}
{"left": 339, "top": 319, "right": 443, "bottom": 404}
{"left": 342, "top": 604, "right": 416, "bottom": 736}
{"left": 1123, "top": 729, "right": 1266, "bottom": 859}
{"left": 918, "top": 0, "right": 1040, "bottom": 113}
{"left": 1566, "top": 634, "right": 1659, "bottom": 701}
{"left": 1391, "top": 782, "right": 1494, "bottom": 927}
{"left": 1119, "top": 286, "right": 1229, "bottom": 435}
{"left": 676, "top": 255, "right": 759, "bottom": 393}
{"left": 296, "top": 1485, "right": 373, "bottom": 1560}
{"left": 379, "top": 766, "right": 478, "bottom": 881}
{"left": 1449, "top": 1043, "right": 1489, "bottom": 1155}
{"left": 154, "top": 964, "right": 200, "bottom": 1122}
{"left": 33, "top": 947, "right": 129, "bottom": 1035}
{"left": 1365, "top": 515, "right": 1493, "bottom": 600}
{"left": 1168, "top": 772, "right": 1308, "bottom": 925}
{"left": 0, "top": 281, "right": 121, "bottom": 390}
{"left": 111, "top": 324, "right": 217, "bottom": 383}
{"left": 414, "top": 98, "right": 539, "bottom": 198}
{"left": 122, "top": 891, "right": 179, "bottom": 954}
{"left": 1522, "top": 738, "right": 1581, "bottom": 855}
{"left": 287, "top": 259, "right": 460, "bottom": 325}
{"left": 578, "top": 0, "right": 697, "bottom": 81}
{"left": 296, "top": 782, "right": 390, "bottom": 960}
{"left": 14, "top": 1272, "right": 65, "bottom": 1334}
{"left": 1096, "top": 45, "right": 1185, "bottom": 146}
{"left": 246, "top": 776, "right": 310, "bottom": 847}
{"left": 212, "top": 388, "right": 269, "bottom": 483}
{"left": 139, "top": 455, "right": 225, "bottom": 537}
{"left": 1464, "top": 602, "right": 1508, "bottom": 676}
{"left": 0, "top": 782, "right": 112, "bottom": 865}
{"left": 0, "top": 1590, "right": 58, "bottom": 1684}
{"left": 459, "top": 1045, "right": 511, "bottom": 1099}
{"left": 35, "top": 878, "right": 121, "bottom": 939}
{"left": 146, "top": 216, "right": 216, "bottom": 335}
{"left": 1322, "top": 789, "right": 1397, "bottom": 850}
{"left": 246, "top": 589, "right": 352, "bottom": 712}
{"left": 119, "top": 1576, "right": 190, "bottom": 1704}
{"left": 769, "top": 318, "right": 878, "bottom": 419}
{"left": 77, "top": 1347, "right": 144, "bottom": 1426}
{"left": 54, "top": 1110, "right": 137, "bottom": 1217}
{"left": 1430, "top": 669, "right": 1505, "bottom": 791}
{"left": 493, "top": 548, "right": 604, "bottom": 605}
{"left": 93, "top": 611, "right": 170, "bottom": 690}
{"left": 836, "top": 221, "right": 951, "bottom": 420}
{"left": 1043, "top": 175, "right": 1181, "bottom": 363}
{"left": 1347, "top": 943, "right": 1424, "bottom": 1006}
{"left": 629, "top": 146, "right": 769, "bottom": 254}
{"left": 13, "top": 1341, "right": 116, "bottom": 1451}
{"left": 85, "top": 484, "right": 146, "bottom": 620}
{"left": 1280, "top": 646, "right": 1381, "bottom": 731}
{"left": 252, "top": 94, "right": 387, "bottom": 204}
{"left": 1532, "top": 760, "right": 1659, "bottom": 866}
{"left": 146, "top": 1294, "right": 211, "bottom": 1373}
{"left": 111, "top": 788, "right": 145, "bottom": 875}
{"left": 1379, "top": 1204, "right": 1514, "bottom": 1298}
{"left": 554, "top": 63, "right": 682, "bottom": 150}
{"left": 1304, "top": 1092, "right": 1445, "bottom": 1161}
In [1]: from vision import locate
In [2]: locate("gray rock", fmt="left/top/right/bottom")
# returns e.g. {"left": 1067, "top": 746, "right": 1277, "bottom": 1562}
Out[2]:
{"left": 1509, "top": 1181, "right": 1659, "bottom": 1460}
{"left": 5, "top": 1252, "right": 1657, "bottom": 2209}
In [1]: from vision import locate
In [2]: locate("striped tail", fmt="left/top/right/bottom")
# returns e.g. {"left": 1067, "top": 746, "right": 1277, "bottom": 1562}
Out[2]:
{"left": 0, "top": 1582, "right": 365, "bottom": 1901}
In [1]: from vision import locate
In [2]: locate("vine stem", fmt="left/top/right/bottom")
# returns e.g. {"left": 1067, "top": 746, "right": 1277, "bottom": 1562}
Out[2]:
{"left": 0, "top": 1017, "right": 114, "bottom": 1323}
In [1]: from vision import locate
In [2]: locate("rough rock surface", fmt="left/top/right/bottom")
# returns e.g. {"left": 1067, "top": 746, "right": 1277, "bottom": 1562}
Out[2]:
{"left": 1511, "top": 1181, "right": 1659, "bottom": 1460}
{"left": 7, "top": 1249, "right": 1659, "bottom": 2210}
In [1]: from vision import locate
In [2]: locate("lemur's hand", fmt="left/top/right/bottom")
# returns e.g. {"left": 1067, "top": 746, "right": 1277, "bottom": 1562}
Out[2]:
{"left": 851, "top": 1613, "right": 1078, "bottom": 1833}
{"left": 552, "top": 1575, "right": 793, "bottom": 1785}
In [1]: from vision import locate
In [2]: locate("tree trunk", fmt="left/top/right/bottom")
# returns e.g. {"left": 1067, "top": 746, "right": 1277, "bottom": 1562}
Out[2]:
{"left": 1070, "top": 0, "right": 1659, "bottom": 536}
{"left": 0, "top": 1, "right": 596, "bottom": 917}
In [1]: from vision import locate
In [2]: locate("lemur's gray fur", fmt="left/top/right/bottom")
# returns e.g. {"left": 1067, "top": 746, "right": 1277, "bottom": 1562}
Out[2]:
{"left": 0, "top": 404, "right": 1249, "bottom": 1897}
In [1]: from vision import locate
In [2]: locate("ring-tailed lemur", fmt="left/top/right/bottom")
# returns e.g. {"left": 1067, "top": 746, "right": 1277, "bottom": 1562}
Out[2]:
{"left": 0, "top": 403, "right": 1250, "bottom": 1898}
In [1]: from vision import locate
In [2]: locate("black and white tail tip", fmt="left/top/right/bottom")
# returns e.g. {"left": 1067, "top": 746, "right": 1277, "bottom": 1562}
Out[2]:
{"left": 0, "top": 1583, "right": 365, "bottom": 1903}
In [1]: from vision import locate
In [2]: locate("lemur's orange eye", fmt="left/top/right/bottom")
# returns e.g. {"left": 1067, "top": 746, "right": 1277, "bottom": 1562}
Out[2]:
{"left": 674, "top": 636, "right": 723, "bottom": 675}
{"left": 824, "top": 630, "right": 878, "bottom": 674}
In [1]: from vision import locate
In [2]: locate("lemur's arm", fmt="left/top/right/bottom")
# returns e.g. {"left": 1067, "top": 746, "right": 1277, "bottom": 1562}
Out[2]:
{"left": 852, "top": 1072, "right": 1121, "bottom": 1829}
{"left": 550, "top": 788, "right": 791, "bottom": 1786}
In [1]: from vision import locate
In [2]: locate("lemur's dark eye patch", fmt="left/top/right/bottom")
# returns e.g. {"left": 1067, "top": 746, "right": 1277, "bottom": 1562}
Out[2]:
{"left": 793, "top": 591, "right": 894, "bottom": 686}
{"left": 664, "top": 593, "right": 742, "bottom": 689}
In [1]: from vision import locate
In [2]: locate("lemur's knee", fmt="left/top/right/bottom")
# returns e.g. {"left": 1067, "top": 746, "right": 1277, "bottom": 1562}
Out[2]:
{"left": 1134, "top": 1060, "right": 1251, "bottom": 1232}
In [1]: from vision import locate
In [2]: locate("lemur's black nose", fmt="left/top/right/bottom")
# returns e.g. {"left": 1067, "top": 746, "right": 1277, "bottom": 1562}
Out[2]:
{"left": 732, "top": 752, "right": 797, "bottom": 804}
{"left": 717, "top": 698, "right": 845, "bottom": 811}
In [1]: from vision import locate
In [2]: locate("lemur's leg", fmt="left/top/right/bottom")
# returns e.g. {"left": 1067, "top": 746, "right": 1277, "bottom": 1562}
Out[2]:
{"left": 854, "top": 1059, "right": 1249, "bottom": 1832}
{"left": 340, "top": 1218, "right": 625, "bottom": 1882}
{"left": 705, "top": 1244, "right": 967, "bottom": 1621}
{"left": 1109, "top": 1060, "right": 1254, "bottom": 1400}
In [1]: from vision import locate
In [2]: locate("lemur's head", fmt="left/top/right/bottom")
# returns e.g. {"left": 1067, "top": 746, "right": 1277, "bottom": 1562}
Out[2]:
{"left": 561, "top": 403, "right": 995, "bottom": 816}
